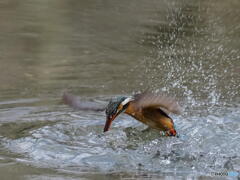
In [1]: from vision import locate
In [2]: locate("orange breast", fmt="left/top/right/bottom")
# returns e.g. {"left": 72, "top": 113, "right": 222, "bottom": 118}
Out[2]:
{"left": 125, "top": 103, "right": 175, "bottom": 131}
{"left": 125, "top": 102, "right": 140, "bottom": 118}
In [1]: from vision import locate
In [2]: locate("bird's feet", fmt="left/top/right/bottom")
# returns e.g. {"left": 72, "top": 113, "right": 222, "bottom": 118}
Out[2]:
{"left": 165, "top": 128, "right": 177, "bottom": 137}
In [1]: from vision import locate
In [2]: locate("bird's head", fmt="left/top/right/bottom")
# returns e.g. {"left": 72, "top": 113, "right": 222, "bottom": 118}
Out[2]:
{"left": 104, "top": 96, "right": 133, "bottom": 132}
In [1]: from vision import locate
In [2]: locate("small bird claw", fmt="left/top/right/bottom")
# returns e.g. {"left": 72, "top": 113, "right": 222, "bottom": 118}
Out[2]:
{"left": 165, "top": 129, "right": 177, "bottom": 136}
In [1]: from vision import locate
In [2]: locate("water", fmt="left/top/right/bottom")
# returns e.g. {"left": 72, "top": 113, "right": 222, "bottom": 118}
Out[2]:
{"left": 0, "top": 0, "right": 240, "bottom": 179}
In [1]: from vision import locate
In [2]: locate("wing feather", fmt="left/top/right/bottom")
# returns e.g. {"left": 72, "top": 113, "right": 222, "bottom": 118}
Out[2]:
{"left": 134, "top": 92, "right": 181, "bottom": 114}
{"left": 62, "top": 92, "right": 106, "bottom": 111}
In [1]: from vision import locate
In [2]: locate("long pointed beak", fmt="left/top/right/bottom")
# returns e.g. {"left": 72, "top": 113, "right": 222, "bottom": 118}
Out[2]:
{"left": 103, "top": 114, "right": 116, "bottom": 132}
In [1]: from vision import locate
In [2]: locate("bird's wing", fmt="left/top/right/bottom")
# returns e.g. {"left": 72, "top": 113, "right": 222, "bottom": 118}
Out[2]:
{"left": 134, "top": 92, "right": 182, "bottom": 114}
{"left": 62, "top": 92, "right": 106, "bottom": 111}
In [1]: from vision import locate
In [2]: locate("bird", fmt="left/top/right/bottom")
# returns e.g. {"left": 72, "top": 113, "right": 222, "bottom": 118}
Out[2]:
{"left": 63, "top": 92, "right": 181, "bottom": 136}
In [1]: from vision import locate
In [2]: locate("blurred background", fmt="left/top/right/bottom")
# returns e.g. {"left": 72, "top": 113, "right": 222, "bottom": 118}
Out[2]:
{"left": 0, "top": 0, "right": 239, "bottom": 179}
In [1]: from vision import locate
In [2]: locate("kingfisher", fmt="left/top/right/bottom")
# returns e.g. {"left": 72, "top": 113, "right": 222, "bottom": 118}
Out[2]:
{"left": 63, "top": 92, "right": 181, "bottom": 136}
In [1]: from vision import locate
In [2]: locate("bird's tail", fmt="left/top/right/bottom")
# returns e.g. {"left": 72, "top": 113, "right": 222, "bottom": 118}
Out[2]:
{"left": 62, "top": 92, "right": 105, "bottom": 111}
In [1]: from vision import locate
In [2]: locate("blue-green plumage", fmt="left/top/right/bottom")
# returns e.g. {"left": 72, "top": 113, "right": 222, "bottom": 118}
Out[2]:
{"left": 105, "top": 96, "right": 127, "bottom": 117}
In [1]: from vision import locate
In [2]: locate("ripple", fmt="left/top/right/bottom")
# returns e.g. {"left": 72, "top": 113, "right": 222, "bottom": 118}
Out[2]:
{"left": 1, "top": 104, "right": 240, "bottom": 175}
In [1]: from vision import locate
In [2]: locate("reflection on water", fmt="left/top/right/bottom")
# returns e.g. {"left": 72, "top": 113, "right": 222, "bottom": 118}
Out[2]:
{"left": 0, "top": 0, "right": 239, "bottom": 179}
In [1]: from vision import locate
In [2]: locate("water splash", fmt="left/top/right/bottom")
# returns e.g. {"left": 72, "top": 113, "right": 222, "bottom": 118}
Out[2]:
{"left": 1, "top": 103, "right": 240, "bottom": 175}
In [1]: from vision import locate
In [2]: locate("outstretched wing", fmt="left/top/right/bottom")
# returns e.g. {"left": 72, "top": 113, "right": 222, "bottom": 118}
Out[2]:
{"left": 62, "top": 92, "right": 106, "bottom": 111}
{"left": 134, "top": 92, "right": 181, "bottom": 114}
